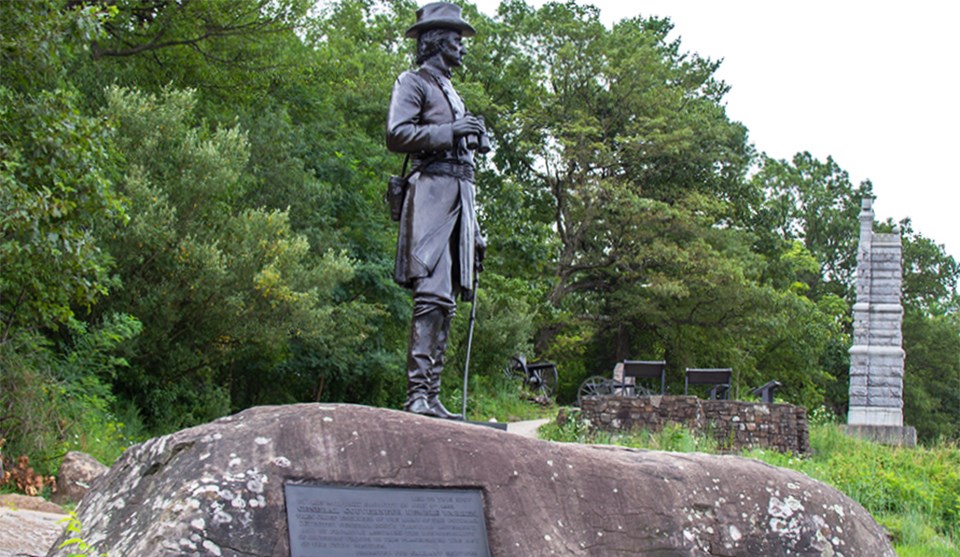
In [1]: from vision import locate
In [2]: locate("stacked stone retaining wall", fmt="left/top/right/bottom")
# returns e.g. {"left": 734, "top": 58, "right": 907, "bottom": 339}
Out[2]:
{"left": 580, "top": 395, "right": 809, "bottom": 454}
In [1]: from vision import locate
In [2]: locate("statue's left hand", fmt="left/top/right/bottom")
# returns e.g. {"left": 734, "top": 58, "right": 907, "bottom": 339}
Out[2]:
{"left": 452, "top": 115, "right": 484, "bottom": 139}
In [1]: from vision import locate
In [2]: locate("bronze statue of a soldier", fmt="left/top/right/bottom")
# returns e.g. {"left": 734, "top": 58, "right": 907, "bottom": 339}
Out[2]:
{"left": 387, "top": 2, "right": 487, "bottom": 419}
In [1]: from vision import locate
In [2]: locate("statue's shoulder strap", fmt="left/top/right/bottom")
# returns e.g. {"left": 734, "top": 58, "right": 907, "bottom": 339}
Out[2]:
{"left": 415, "top": 67, "right": 457, "bottom": 118}
{"left": 414, "top": 67, "right": 441, "bottom": 88}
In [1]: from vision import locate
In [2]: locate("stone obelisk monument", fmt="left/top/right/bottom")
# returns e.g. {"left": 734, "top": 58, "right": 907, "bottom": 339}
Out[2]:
{"left": 845, "top": 198, "right": 916, "bottom": 445}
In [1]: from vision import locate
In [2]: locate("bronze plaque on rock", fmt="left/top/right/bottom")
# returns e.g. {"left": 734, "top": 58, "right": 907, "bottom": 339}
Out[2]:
{"left": 284, "top": 483, "right": 491, "bottom": 557}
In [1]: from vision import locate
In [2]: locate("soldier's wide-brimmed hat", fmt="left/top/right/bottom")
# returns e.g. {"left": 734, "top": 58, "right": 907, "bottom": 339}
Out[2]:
{"left": 405, "top": 2, "right": 476, "bottom": 38}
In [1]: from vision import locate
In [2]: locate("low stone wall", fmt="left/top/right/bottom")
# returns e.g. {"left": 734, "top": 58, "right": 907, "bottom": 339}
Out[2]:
{"left": 580, "top": 395, "right": 810, "bottom": 454}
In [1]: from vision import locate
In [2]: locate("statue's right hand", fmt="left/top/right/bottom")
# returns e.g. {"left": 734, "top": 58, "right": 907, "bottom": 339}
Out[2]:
{"left": 452, "top": 115, "right": 484, "bottom": 139}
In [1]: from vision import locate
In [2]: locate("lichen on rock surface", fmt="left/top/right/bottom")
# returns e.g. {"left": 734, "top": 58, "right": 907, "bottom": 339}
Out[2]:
{"left": 46, "top": 404, "right": 895, "bottom": 556}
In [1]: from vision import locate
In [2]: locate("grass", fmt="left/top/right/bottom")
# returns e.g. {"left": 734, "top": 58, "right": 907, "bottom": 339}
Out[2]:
{"left": 448, "top": 372, "right": 560, "bottom": 423}
{"left": 743, "top": 423, "right": 959, "bottom": 555}
{"left": 540, "top": 411, "right": 721, "bottom": 453}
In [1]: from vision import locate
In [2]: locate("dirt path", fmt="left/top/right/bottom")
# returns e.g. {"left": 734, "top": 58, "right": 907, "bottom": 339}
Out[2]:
{"left": 505, "top": 418, "right": 550, "bottom": 438}
{"left": 0, "top": 495, "right": 66, "bottom": 557}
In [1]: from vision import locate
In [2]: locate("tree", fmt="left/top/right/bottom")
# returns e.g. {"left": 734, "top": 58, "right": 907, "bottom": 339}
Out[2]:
{"left": 1, "top": 2, "right": 125, "bottom": 341}
{"left": 582, "top": 192, "right": 838, "bottom": 405}
{"left": 893, "top": 219, "right": 960, "bottom": 315}
{"left": 90, "top": 87, "right": 376, "bottom": 429}
{"left": 745, "top": 152, "right": 873, "bottom": 300}
{"left": 457, "top": 2, "right": 762, "bottom": 395}
{"left": 472, "top": 5, "right": 748, "bottom": 288}
{"left": 0, "top": 2, "right": 145, "bottom": 471}
{"left": 878, "top": 219, "right": 960, "bottom": 441}
{"left": 902, "top": 312, "right": 960, "bottom": 441}
{"left": 59, "top": 0, "right": 422, "bottom": 419}
{"left": 67, "top": 0, "right": 314, "bottom": 109}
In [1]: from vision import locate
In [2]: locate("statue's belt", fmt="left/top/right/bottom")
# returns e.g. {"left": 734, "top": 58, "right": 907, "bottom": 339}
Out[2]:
{"left": 419, "top": 160, "right": 475, "bottom": 181}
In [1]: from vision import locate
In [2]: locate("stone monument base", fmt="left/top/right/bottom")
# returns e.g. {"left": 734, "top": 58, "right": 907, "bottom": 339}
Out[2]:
{"left": 847, "top": 405, "right": 903, "bottom": 427}
{"left": 842, "top": 424, "right": 917, "bottom": 447}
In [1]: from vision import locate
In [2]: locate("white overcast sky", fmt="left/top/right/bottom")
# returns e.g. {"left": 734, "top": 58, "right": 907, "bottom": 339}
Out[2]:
{"left": 470, "top": 0, "right": 960, "bottom": 259}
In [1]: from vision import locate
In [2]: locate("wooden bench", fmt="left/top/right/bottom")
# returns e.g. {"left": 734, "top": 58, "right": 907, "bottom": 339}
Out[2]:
{"left": 684, "top": 368, "right": 732, "bottom": 400}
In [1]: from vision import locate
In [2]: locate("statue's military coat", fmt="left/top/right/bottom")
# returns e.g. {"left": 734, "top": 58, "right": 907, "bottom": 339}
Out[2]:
{"left": 387, "top": 68, "right": 478, "bottom": 297}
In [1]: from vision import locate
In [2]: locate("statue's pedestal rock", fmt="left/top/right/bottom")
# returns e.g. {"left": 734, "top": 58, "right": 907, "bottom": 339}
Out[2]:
{"left": 47, "top": 404, "right": 895, "bottom": 557}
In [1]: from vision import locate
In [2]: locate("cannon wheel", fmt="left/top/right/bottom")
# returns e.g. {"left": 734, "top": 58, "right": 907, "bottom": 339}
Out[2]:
{"left": 503, "top": 355, "right": 527, "bottom": 381}
{"left": 527, "top": 364, "right": 558, "bottom": 399}
{"left": 632, "top": 383, "right": 655, "bottom": 396}
{"left": 577, "top": 375, "right": 613, "bottom": 406}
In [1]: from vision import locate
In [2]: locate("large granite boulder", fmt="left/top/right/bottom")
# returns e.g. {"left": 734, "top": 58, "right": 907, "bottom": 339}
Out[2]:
{"left": 48, "top": 404, "right": 894, "bottom": 556}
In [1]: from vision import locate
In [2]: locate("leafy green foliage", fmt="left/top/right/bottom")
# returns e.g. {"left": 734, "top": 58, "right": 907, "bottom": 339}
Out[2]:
{"left": 1, "top": 0, "right": 957, "bottom": 476}
{"left": 540, "top": 409, "right": 719, "bottom": 452}
{"left": 0, "top": 1, "right": 138, "bottom": 473}
{"left": 744, "top": 152, "right": 873, "bottom": 299}
{"left": 58, "top": 511, "right": 108, "bottom": 557}
{"left": 1, "top": 1, "right": 126, "bottom": 338}
{"left": 86, "top": 87, "right": 382, "bottom": 430}
{"left": 893, "top": 219, "right": 960, "bottom": 315}
{"left": 0, "top": 87, "right": 123, "bottom": 335}
{"left": 453, "top": 373, "right": 557, "bottom": 423}
{"left": 902, "top": 311, "right": 960, "bottom": 442}
{"left": 476, "top": 3, "right": 750, "bottom": 303}
{"left": 70, "top": 0, "right": 313, "bottom": 108}
{"left": 746, "top": 424, "right": 960, "bottom": 552}
{"left": 0, "top": 319, "right": 141, "bottom": 476}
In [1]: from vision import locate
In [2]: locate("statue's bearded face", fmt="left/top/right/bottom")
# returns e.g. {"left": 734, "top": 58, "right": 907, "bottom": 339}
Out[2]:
{"left": 416, "top": 28, "right": 466, "bottom": 68}
{"left": 439, "top": 31, "right": 465, "bottom": 68}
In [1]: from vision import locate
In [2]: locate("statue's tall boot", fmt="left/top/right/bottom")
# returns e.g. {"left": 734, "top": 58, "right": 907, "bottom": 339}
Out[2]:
{"left": 403, "top": 309, "right": 444, "bottom": 416}
{"left": 427, "top": 312, "right": 463, "bottom": 420}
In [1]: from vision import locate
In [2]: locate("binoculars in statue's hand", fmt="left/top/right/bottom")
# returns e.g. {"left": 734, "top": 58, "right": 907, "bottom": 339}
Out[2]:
{"left": 466, "top": 115, "right": 491, "bottom": 155}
